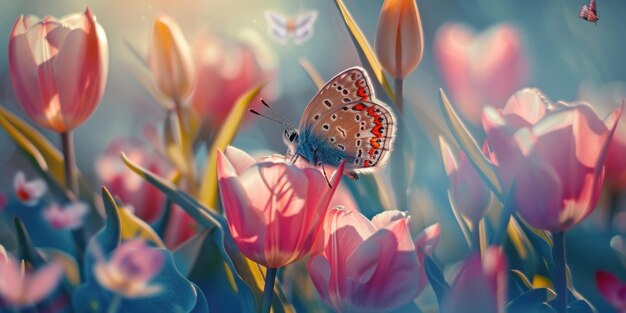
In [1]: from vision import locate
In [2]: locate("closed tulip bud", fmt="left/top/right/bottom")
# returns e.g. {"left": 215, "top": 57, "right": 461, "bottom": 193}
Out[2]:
{"left": 375, "top": 0, "right": 424, "bottom": 79}
{"left": 443, "top": 247, "right": 507, "bottom": 313}
{"left": 482, "top": 88, "right": 621, "bottom": 232}
{"left": 8, "top": 8, "right": 108, "bottom": 133}
{"left": 440, "top": 138, "right": 491, "bottom": 223}
{"left": 148, "top": 15, "right": 194, "bottom": 104}
{"left": 216, "top": 146, "right": 343, "bottom": 268}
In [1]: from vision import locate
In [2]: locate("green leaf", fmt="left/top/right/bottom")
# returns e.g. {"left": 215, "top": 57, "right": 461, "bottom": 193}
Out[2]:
{"left": 508, "top": 288, "right": 556, "bottom": 313}
{"left": 198, "top": 83, "right": 265, "bottom": 209}
{"left": 37, "top": 247, "right": 80, "bottom": 287}
{"left": 438, "top": 89, "right": 503, "bottom": 199}
{"left": 566, "top": 300, "right": 594, "bottom": 313}
{"left": 333, "top": 0, "right": 394, "bottom": 100}
{"left": 424, "top": 255, "right": 449, "bottom": 307}
{"left": 299, "top": 58, "right": 324, "bottom": 90}
{"left": 118, "top": 206, "right": 166, "bottom": 248}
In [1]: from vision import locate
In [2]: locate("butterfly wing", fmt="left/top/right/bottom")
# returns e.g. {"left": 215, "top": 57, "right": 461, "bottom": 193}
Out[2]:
{"left": 293, "top": 10, "right": 318, "bottom": 45}
{"left": 579, "top": 4, "right": 589, "bottom": 19}
{"left": 297, "top": 67, "right": 396, "bottom": 172}
{"left": 265, "top": 11, "right": 289, "bottom": 44}
{"left": 588, "top": 0, "right": 599, "bottom": 22}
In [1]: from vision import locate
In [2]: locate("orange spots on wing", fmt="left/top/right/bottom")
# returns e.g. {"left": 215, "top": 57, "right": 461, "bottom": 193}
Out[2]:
{"left": 353, "top": 103, "right": 366, "bottom": 111}
{"left": 355, "top": 80, "right": 369, "bottom": 102}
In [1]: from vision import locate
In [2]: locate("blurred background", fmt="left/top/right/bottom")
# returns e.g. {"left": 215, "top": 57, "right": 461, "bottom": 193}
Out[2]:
{"left": 0, "top": 0, "right": 625, "bottom": 311}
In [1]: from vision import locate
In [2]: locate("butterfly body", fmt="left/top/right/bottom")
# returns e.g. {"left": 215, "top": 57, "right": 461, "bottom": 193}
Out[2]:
{"left": 265, "top": 10, "right": 318, "bottom": 45}
{"left": 579, "top": 0, "right": 599, "bottom": 23}
{"left": 284, "top": 67, "right": 396, "bottom": 179}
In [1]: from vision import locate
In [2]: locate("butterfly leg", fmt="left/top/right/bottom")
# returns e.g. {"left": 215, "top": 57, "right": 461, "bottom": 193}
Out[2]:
{"left": 289, "top": 153, "right": 300, "bottom": 164}
{"left": 320, "top": 163, "right": 332, "bottom": 188}
{"left": 346, "top": 171, "right": 360, "bottom": 180}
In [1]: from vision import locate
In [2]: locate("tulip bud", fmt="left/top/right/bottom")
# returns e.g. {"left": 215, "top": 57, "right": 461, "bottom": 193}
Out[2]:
{"left": 148, "top": 15, "right": 194, "bottom": 104}
{"left": 375, "top": 0, "right": 424, "bottom": 79}
{"left": 8, "top": 8, "right": 108, "bottom": 133}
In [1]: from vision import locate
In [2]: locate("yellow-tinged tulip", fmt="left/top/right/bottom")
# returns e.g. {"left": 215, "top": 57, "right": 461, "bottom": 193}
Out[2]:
{"left": 148, "top": 15, "right": 194, "bottom": 104}
{"left": 375, "top": 0, "right": 424, "bottom": 79}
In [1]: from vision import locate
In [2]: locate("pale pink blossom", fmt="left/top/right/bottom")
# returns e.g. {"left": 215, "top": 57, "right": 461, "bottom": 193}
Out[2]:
{"left": 8, "top": 8, "right": 108, "bottom": 132}
{"left": 13, "top": 171, "right": 47, "bottom": 206}
{"left": 435, "top": 23, "right": 527, "bottom": 124}
{"left": 307, "top": 207, "right": 438, "bottom": 312}
{"left": 93, "top": 239, "right": 164, "bottom": 297}
{"left": 216, "top": 146, "right": 343, "bottom": 268}
{"left": 0, "top": 248, "right": 63, "bottom": 307}
{"left": 43, "top": 202, "right": 88, "bottom": 230}
{"left": 482, "top": 88, "right": 621, "bottom": 231}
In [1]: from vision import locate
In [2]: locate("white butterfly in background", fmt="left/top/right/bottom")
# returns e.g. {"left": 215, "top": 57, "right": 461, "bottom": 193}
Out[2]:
{"left": 264, "top": 10, "right": 318, "bottom": 45}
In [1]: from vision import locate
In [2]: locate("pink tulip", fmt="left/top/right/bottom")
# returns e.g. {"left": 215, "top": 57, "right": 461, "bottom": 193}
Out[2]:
{"left": 375, "top": 0, "right": 424, "bottom": 79}
{"left": 96, "top": 139, "right": 167, "bottom": 222}
{"left": 0, "top": 193, "right": 5, "bottom": 211}
{"left": 190, "top": 32, "right": 275, "bottom": 131}
{"left": 441, "top": 138, "right": 491, "bottom": 223}
{"left": 0, "top": 249, "right": 63, "bottom": 307}
{"left": 435, "top": 23, "right": 527, "bottom": 124}
{"left": 8, "top": 8, "right": 108, "bottom": 133}
{"left": 93, "top": 239, "right": 164, "bottom": 297}
{"left": 482, "top": 88, "right": 621, "bottom": 231}
{"left": 596, "top": 270, "right": 626, "bottom": 313}
{"left": 307, "top": 208, "right": 438, "bottom": 312}
{"left": 148, "top": 15, "right": 194, "bottom": 104}
{"left": 13, "top": 171, "right": 47, "bottom": 206}
{"left": 578, "top": 82, "right": 626, "bottom": 188}
{"left": 43, "top": 202, "right": 88, "bottom": 230}
{"left": 216, "top": 146, "right": 343, "bottom": 268}
{"left": 443, "top": 247, "right": 507, "bottom": 313}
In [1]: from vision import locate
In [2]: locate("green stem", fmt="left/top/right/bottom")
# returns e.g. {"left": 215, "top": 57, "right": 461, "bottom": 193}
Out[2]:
{"left": 106, "top": 294, "right": 122, "bottom": 313}
{"left": 394, "top": 78, "right": 404, "bottom": 114}
{"left": 552, "top": 231, "right": 567, "bottom": 313}
{"left": 60, "top": 132, "right": 77, "bottom": 196}
{"left": 60, "top": 131, "right": 85, "bottom": 280}
{"left": 261, "top": 268, "right": 278, "bottom": 313}
{"left": 174, "top": 101, "right": 197, "bottom": 196}
{"left": 392, "top": 78, "right": 407, "bottom": 211}
{"left": 471, "top": 220, "right": 481, "bottom": 254}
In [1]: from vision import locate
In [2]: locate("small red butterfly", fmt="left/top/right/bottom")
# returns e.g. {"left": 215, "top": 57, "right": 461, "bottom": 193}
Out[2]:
{"left": 579, "top": 0, "right": 599, "bottom": 23}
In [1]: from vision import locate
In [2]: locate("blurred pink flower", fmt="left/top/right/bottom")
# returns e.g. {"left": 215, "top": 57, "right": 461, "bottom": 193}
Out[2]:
{"left": 190, "top": 32, "right": 275, "bottom": 131}
{"left": 0, "top": 193, "right": 5, "bottom": 211}
{"left": 148, "top": 15, "right": 194, "bottom": 104}
{"left": 375, "top": 0, "right": 424, "bottom": 79}
{"left": 93, "top": 239, "right": 164, "bottom": 298}
{"left": 482, "top": 88, "right": 621, "bottom": 231}
{"left": 443, "top": 247, "right": 507, "bottom": 313}
{"left": 307, "top": 208, "right": 437, "bottom": 312}
{"left": 441, "top": 138, "right": 491, "bottom": 223}
{"left": 43, "top": 202, "right": 88, "bottom": 230}
{"left": 578, "top": 82, "right": 626, "bottom": 189}
{"left": 216, "top": 146, "right": 343, "bottom": 268}
{"left": 435, "top": 23, "right": 527, "bottom": 124}
{"left": 13, "top": 171, "right": 47, "bottom": 206}
{"left": 96, "top": 139, "right": 167, "bottom": 222}
{"left": 8, "top": 8, "right": 108, "bottom": 133}
{"left": 163, "top": 206, "right": 198, "bottom": 248}
{"left": 0, "top": 249, "right": 63, "bottom": 307}
{"left": 596, "top": 270, "right": 626, "bottom": 313}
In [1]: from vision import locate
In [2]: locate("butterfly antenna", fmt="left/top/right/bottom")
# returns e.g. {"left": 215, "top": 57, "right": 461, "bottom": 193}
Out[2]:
{"left": 261, "top": 98, "right": 295, "bottom": 129}
{"left": 249, "top": 109, "right": 293, "bottom": 129}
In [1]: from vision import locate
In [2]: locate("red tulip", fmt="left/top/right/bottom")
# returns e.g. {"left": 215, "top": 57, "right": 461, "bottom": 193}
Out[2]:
{"left": 482, "top": 88, "right": 621, "bottom": 231}
{"left": 375, "top": 0, "right": 424, "bottom": 79}
{"left": 443, "top": 247, "right": 507, "bottom": 313}
{"left": 216, "top": 146, "right": 343, "bottom": 268}
{"left": 441, "top": 138, "right": 491, "bottom": 223}
{"left": 307, "top": 208, "right": 438, "bottom": 312}
{"left": 435, "top": 23, "right": 527, "bottom": 124}
{"left": 8, "top": 8, "right": 108, "bottom": 132}
{"left": 596, "top": 270, "right": 626, "bottom": 313}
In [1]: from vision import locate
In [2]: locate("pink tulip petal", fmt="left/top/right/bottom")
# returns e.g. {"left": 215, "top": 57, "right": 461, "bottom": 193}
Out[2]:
{"left": 415, "top": 223, "right": 441, "bottom": 256}
{"left": 501, "top": 88, "right": 547, "bottom": 125}
{"left": 370, "top": 210, "right": 407, "bottom": 229}
{"left": 0, "top": 254, "right": 24, "bottom": 304}
{"left": 596, "top": 271, "right": 624, "bottom": 307}
{"left": 224, "top": 145, "right": 256, "bottom": 176}
{"left": 23, "top": 263, "right": 63, "bottom": 304}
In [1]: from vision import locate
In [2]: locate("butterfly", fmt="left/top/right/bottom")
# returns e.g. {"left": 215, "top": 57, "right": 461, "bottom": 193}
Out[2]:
{"left": 264, "top": 10, "right": 318, "bottom": 45}
{"left": 579, "top": 0, "right": 599, "bottom": 23}
{"left": 253, "top": 67, "right": 396, "bottom": 181}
